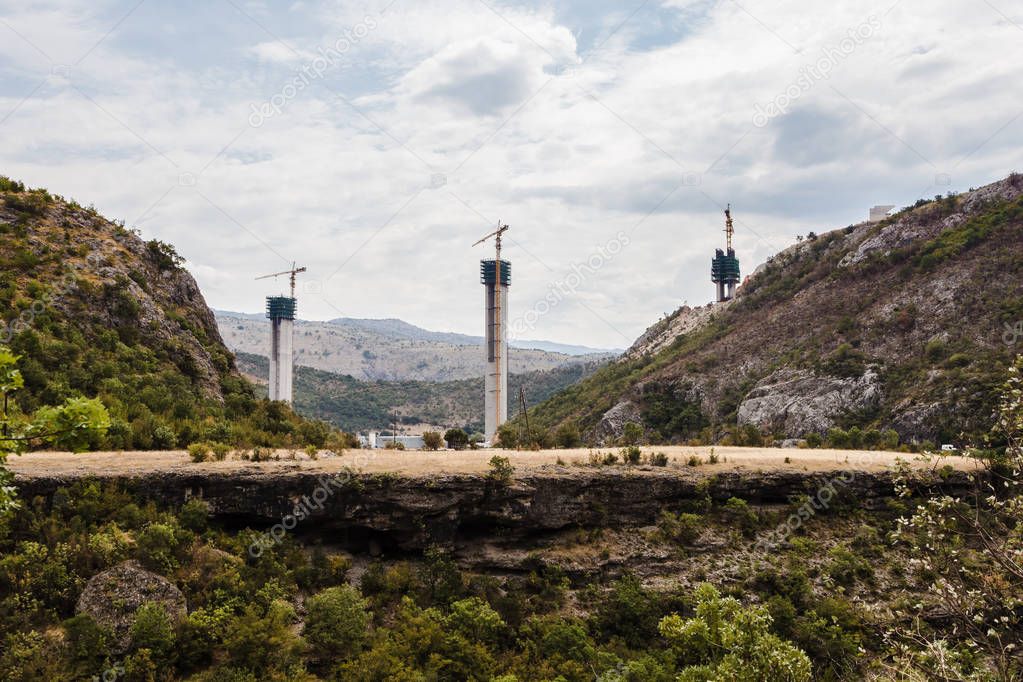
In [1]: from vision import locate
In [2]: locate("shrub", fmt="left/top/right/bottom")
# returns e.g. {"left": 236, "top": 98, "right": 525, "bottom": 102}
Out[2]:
{"left": 303, "top": 585, "right": 370, "bottom": 661}
{"left": 554, "top": 422, "right": 582, "bottom": 448}
{"left": 422, "top": 431, "right": 444, "bottom": 450}
{"left": 659, "top": 583, "right": 812, "bottom": 681}
{"left": 621, "top": 446, "right": 641, "bottom": 464}
{"left": 650, "top": 452, "right": 669, "bottom": 466}
{"left": 130, "top": 602, "right": 176, "bottom": 665}
{"left": 487, "top": 455, "right": 513, "bottom": 485}
{"left": 188, "top": 442, "right": 211, "bottom": 463}
{"left": 224, "top": 601, "right": 303, "bottom": 673}
{"left": 621, "top": 422, "right": 644, "bottom": 446}
{"left": 250, "top": 446, "right": 273, "bottom": 462}
{"left": 657, "top": 511, "right": 703, "bottom": 544}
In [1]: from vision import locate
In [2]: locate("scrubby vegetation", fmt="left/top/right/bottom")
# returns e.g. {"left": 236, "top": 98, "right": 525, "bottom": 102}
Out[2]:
{"left": 0, "top": 179, "right": 345, "bottom": 451}
{"left": 0, "top": 358, "right": 1017, "bottom": 680}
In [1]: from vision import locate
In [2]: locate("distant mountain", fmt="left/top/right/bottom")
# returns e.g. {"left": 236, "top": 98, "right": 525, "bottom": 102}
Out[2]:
{"left": 216, "top": 312, "right": 617, "bottom": 382}
{"left": 325, "top": 317, "right": 621, "bottom": 356}
{"left": 234, "top": 351, "right": 608, "bottom": 433}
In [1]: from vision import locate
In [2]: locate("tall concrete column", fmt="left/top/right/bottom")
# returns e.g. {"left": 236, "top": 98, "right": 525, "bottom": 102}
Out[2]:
{"left": 266, "top": 296, "right": 296, "bottom": 403}
{"left": 481, "top": 259, "right": 511, "bottom": 443}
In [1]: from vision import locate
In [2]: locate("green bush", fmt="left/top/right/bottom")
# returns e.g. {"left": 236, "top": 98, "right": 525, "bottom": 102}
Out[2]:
{"left": 303, "top": 585, "right": 370, "bottom": 661}
{"left": 554, "top": 422, "right": 582, "bottom": 448}
{"left": 487, "top": 455, "right": 513, "bottom": 485}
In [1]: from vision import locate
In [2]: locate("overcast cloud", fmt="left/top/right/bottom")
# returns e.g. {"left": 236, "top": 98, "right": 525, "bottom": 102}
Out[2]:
{"left": 1, "top": 0, "right": 1020, "bottom": 348}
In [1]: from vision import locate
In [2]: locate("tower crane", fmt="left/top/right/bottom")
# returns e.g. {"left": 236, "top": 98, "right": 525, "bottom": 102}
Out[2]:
{"left": 255, "top": 262, "right": 306, "bottom": 297}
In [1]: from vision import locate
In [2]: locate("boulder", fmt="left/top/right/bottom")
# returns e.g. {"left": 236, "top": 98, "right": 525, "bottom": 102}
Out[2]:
{"left": 76, "top": 560, "right": 187, "bottom": 652}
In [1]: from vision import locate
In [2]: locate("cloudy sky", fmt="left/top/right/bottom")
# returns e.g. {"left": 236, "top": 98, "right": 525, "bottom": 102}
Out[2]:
{"left": 1, "top": 0, "right": 1020, "bottom": 349}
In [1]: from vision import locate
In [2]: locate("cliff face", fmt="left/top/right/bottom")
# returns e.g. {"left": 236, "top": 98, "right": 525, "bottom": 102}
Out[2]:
{"left": 527, "top": 175, "right": 1023, "bottom": 445}
{"left": 13, "top": 464, "right": 976, "bottom": 556}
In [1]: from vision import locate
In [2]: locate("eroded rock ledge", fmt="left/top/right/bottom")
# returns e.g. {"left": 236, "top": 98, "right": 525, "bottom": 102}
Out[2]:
{"left": 14, "top": 465, "right": 976, "bottom": 552}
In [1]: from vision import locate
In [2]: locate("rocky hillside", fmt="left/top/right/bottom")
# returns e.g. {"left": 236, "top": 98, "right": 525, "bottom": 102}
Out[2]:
{"left": 217, "top": 312, "right": 615, "bottom": 382}
{"left": 235, "top": 351, "right": 607, "bottom": 433}
{"left": 524, "top": 175, "right": 1023, "bottom": 446}
{"left": 0, "top": 176, "right": 331, "bottom": 450}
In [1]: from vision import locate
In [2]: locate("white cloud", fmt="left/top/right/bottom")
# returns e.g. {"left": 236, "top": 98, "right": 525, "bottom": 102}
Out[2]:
{"left": 0, "top": 0, "right": 1020, "bottom": 347}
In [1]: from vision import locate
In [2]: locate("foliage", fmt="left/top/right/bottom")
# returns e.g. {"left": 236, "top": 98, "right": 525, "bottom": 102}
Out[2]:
{"left": 421, "top": 431, "right": 443, "bottom": 450}
{"left": 444, "top": 428, "right": 469, "bottom": 450}
{"left": 303, "top": 585, "right": 370, "bottom": 661}
{"left": 554, "top": 422, "right": 582, "bottom": 448}
{"left": 640, "top": 382, "right": 708, "bottom": 442}
{"left": 658, "top": 583, "right": 812, "bottom": 681}
{"left": 888, "top": 355, "right": 1023, "bottom": 679}
{"left": 487, "top": 455, "right": 513, "bottom": 485}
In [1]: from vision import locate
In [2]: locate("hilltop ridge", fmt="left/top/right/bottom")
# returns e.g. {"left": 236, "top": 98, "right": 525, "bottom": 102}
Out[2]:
{"left": 521, "top": 174, "right": 1023, "bottom": 446}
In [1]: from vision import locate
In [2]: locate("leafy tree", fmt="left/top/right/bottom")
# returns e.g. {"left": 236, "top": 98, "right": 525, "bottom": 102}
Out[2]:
{"left": 658, "top": 583, "right": 812, "bottom": 681}
{"left": 446, "top": 597, "right": 506, "bottom": 645}
{"left": 31, "top": 397, "right": 111, "bottom": 451}
{"left": 0, "top": 347, "right": 109, "bottom": 515}
{"left": 887, "top": 355, "right": 1023, "bottom": 679}
{"left": 444, "top": 428, "right": 469, "bottom": 450}
{"left": 303, "top": 585, "right": 370, "bottom": 661}
{"left": 621, "top": 422, "right": 644, "bottom": 446}
{"left": 224, "top": 601, "right": 304, "bottom": 674}
{"left": 495, "top": 423, "right": 519, "bottom": 448}
{"left": 130, "top": 602, "right": 177, "bottom": 667}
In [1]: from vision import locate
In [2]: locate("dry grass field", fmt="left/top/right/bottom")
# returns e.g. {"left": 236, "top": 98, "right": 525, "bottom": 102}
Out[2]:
{"left": 9, "top": 445, "right": 979, "bottom": 479}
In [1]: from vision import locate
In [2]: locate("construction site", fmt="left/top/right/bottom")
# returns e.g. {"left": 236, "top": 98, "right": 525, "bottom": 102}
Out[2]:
{"left": 255, "top": 211, "right": 743, "bottom": 446}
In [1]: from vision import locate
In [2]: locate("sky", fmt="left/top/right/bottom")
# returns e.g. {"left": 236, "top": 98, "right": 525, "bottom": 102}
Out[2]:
{"left": 0, "top": 0, "right": 1020, "bottom": 349}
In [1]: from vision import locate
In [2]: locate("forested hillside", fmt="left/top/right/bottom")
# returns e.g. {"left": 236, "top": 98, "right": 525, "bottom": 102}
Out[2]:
{"left": 0, "top": 177, "right": 335, "bottom": 449}
{"left": 236, "top": 351, "right": 606, "bottom": 433}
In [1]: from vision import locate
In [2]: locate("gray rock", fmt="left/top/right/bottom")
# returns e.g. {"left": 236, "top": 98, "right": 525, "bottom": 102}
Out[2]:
{"left": 76, "top": 560, "right": 187, "bottom": 653}
{"left": 737, "top": 369, "right": 883, "bottom": 437}
{"left": 593, "top": 400, "right": 642, "bottom": 444}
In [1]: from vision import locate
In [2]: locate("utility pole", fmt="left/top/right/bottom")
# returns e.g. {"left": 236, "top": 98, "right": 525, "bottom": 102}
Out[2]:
{"left": 519, "top": 385, "right": 531, "bottom": 448}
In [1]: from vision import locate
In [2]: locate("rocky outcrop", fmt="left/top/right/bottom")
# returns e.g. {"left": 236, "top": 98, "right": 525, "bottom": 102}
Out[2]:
{"left": 624, "top": 304, "right": 724, "bottom": 360}
{"left": 592, "top": 400, "right": 642, "bottom": 444}
{"left": 18, "top": 465, "right": 975, "bottom": 555}
{"left": 736, "top": 369, "right": 883, "bottom": 437}
{"left": 76, "top": 560, "right": 187, "bottom": 652}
